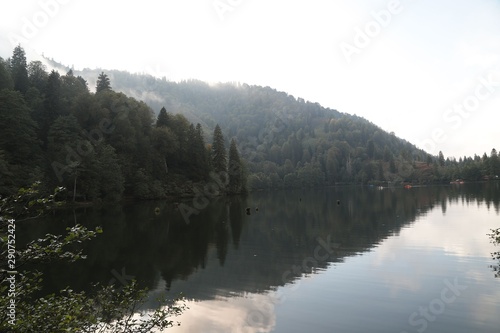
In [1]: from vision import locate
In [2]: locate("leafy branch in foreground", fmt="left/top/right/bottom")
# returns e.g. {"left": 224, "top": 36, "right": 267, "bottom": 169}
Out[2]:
{"left": 7, "top": 280, "right": 186, "bottom": 333}
{"left": 0, "top": 183, "right": 186, "bottom": 332}
{"left": 17, "top": 224, "right": 103, "bottom": 266}
{"left": 0, "top": 181, "right": 65, "bottom": 221}
{"left": 488, "top": 228, "right": 500, "bottom": 278}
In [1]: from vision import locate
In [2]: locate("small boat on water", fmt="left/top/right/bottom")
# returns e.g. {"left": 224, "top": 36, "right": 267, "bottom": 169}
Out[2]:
{"left": 450, "top": 179, "right": 465, "bottom": 184}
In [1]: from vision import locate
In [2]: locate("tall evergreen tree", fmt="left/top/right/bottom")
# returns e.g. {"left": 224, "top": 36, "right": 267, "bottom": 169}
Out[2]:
{"left": 44, "top": 70, "right": 62, "bottom": 113}
{"left": 211, "top": 124, "right": 227, "bottom": 174}
{"left": 96, "top": 72, "right": 111, "bottom": 93}
{"left": 10, "top": 45, "right": 29, "bottom": 94}
{"left": 37, "top": 70, "right": 63, "bottom": 145}
{"left": 489, "top": 148, "right": 499, "bottom": 176}
{"left": 187, "top": 123, "right": 209, "bottom": 180}
{"left": 228, "top": 138, "right": 245, "bottom": 194}
{"left": 195, "top": 123, "right": 209, "bottom": 168}
{"left": 438, "top": 151, "right": 445, "bottom": 167}
{"left": 169, "top": 114, "right": 191, "bottom": 170}
{"left": 156, "top": 106, "right": 170, "bottom": 127}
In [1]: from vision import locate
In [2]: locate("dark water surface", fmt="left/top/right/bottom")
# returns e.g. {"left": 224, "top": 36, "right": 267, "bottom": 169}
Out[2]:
{"left": 18, "top": 184, "right": 500, "bottom": 332}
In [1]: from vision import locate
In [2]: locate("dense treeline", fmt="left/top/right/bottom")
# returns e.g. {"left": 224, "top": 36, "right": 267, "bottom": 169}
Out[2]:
{"left": 61, "top": 65, "right": 499, "bottom": 189}
{"left": 1, "top": 47, "right": 498, "bottom": 200}
{"left": 0, "top": 46, "right": 245, "bottom": 201}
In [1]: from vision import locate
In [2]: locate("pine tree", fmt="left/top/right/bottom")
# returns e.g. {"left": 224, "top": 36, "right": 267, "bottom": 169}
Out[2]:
{"left": 211, "top": 124, "right": 227, "bottom": 174}
{"left": 10, "top": 45, "right": 29, "bottom": 94}
{"left": 38, "top": 70, "right": 62, "bottom": 146}
{"left": 195, "top": 123, "right": 209, "bottom": 171}
{"left": 438, "top": 151, "right": 445, "bottom": 166}
{"left": 228, "top": 138, "right": 245, "bottom": 194}
{"left": 169, "top": 114, "right": 191, "bottom": 170}
{"left": 489, "top": 148, "right": 499, "bottom": 176}
{"left": 156, "top": 106, "right": 170, "bottom": 127}
{"left": 96, "top": 72, "right": 111, "bottom": 93}
{"left": 44, "top": 70, "right": 62, "bottom": 114}
{"left": 187, "top": 123, "right": 209, "bottom": 180}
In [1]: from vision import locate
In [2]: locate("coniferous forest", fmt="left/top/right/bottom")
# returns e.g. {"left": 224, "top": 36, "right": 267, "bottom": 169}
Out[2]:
{"left": 0, "top": 46, "right": 499, "bottom": 202}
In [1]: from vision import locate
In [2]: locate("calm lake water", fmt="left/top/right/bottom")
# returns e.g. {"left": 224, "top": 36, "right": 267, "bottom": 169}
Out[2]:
{"left": 18, "top": 184, "right": 500, "bottom": 333}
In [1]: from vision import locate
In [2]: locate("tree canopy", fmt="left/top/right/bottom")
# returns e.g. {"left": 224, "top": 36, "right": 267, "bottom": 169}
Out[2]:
{"left": 0, "top": 47, "right": 246, "bottom": 201}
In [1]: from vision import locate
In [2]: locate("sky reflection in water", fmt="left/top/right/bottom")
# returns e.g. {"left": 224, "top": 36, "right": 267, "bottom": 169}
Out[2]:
{"left": 166, "top": 187, "right": 500, "bottom": 333}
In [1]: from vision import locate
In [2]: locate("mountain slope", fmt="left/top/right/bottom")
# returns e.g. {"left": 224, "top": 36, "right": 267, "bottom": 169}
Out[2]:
{"left": 66, "top": 65, "right": 434, "bottom": 187}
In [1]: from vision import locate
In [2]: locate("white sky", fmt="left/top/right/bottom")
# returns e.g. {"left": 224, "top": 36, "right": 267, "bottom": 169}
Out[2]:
{"left": 1, "top": 0, "right": 499, "bottom": 158}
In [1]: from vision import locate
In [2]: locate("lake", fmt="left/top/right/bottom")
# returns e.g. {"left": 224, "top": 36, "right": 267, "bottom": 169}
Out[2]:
{"left": 18, "top": 183, "right": 500, "bottom": 333}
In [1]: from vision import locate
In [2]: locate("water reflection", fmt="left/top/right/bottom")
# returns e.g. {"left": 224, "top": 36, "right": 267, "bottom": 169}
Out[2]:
{"left": 17, "top": 183, "right": 500, "bottom": 332}
{"left": 169, "top": 294, "right": 277, "bottom": 333}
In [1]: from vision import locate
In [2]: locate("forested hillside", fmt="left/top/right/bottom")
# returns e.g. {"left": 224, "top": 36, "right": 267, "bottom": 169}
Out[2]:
{"left": 1, "top": 47, "right": 498, "bottom": 202}
{"left": 62, "top": 60, "right": 498, "bottom": 189}
{"left": 0, "top": 46, "right": 246, "bottom": 201}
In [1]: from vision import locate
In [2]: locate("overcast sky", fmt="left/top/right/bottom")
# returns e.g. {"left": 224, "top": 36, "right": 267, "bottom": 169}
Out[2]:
{"left": 1, "top": 0, "right": 499, "bottom": 158}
